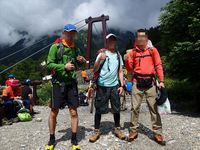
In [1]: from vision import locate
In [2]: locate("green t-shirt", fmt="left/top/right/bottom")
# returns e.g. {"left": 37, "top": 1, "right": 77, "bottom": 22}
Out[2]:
{"left": 47, "top": 43, "right": 83, "bottom": 84}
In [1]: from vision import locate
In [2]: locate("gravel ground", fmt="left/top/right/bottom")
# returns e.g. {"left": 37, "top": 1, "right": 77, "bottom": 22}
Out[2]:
{"left": 0, "top": 101, "right": 200, "bottom": 150}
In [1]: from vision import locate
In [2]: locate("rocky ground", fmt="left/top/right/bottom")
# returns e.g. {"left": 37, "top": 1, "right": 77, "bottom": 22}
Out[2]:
{"left": 0, "top": 97, "right": 200, "bottom": 150}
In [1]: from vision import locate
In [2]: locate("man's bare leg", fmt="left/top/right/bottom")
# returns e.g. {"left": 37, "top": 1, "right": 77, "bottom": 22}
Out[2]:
{"left": 48, "top": 108, "right": 59, "bottom": 145}
{"left": 69, "top": 107, "right": 79, "bottom": 145}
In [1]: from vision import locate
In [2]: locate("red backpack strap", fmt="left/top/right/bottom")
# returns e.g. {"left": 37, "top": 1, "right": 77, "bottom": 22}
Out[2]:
{"left": 147, "top": 48, "right": 159, "bottom": 76}
{"left": 147, "top": 48, "right": 156, "bottom": 66}
{"left": 132, "top": 48, "right": 137, "bottom": 58}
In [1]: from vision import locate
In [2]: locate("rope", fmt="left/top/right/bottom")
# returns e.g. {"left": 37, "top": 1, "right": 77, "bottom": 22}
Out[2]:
{"left": 0, "top": 44, "right": 51, "bottom": 74}
{"left": 0, "top": 19, "right": 87, "bottom": 74}
{"left": 74, "top": 19, "right": 85, "bottom": 25}
{"left": 0, "top": 37, "right": 49, "bottom": 62}
{"left": 0, "top": 19, "right": 85, "bottom": 62}
{"left": 77, "top": 23, "right": 87, "bottom": 31}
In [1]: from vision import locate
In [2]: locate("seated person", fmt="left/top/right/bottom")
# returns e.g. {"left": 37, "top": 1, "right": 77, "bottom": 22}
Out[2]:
{"left": 21, "top": 79, "right": 33, "bottom": 113}
{"left": 5, "top": 74, "right": 15, "bottom": 86}
{"left": 2, "top": 79, "right": 22, "bottom": 120}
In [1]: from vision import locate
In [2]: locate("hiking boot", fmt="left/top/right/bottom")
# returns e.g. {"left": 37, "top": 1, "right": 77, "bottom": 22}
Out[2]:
{"left": 45, "top": 144, "right": 55, "bottom": 150}
{"left": 72, "top": 144, "right": 81, "bottom": 150}
{"left": 89, "top": 129, "right": 101, "bottom": 143}
{"left": 128, "top": 131, "right": 138, "bottom": 142}
{"left": 45, "top": 139, "right": 56, "bottom": 150}
{"left": 2, "top": 118, "right": 12, "bottom": 126}
{"left": 154, "top": 134, "right": 166, "bottom": 146}
{"left": 113, "top": 127, "right": 126, "bottom": 140}
{"left": 71, "top": 138, "right": 80, "bottom": 150}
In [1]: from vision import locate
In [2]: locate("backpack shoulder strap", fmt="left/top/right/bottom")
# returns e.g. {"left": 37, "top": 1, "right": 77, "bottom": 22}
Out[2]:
{"left": 147, "top": 47, "right": 155, "bottom": 64}
{"left": 56, "top": 42, "right": 65, "bottom": 62}
{"left": 116, "top": 51, "right": 121, "bottom": 72}
{"left": 131, "top": 48, "right": 137, "bottom": 58}
{"left": 147, "top": 48, "right": 158, "bottom": 72}
{"left": 98, "top": 59, "right": 106, "bottom": 72}
{"left": 96, "top": 48, "right": 108, "bottom": 70}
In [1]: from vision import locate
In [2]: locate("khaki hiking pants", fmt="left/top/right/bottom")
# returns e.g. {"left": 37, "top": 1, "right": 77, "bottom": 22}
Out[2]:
{"left": 130, "top": 85, "right": 162, "bottom": 135}
{"left": 120, "top": 90, "right": 126, "bottom": 110}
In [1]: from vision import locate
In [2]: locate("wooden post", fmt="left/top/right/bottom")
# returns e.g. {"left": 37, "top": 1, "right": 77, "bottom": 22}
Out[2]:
{"left": 85, "top": 14, "right": 109, "bottom": 68}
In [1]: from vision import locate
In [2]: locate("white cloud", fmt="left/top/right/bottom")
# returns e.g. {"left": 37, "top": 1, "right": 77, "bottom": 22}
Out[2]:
{"left": 0, "top": 0, "right": 169, "bottom": 46}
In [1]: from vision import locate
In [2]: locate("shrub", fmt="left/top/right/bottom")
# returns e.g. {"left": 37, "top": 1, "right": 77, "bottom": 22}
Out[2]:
{"left": 165, "top": 77, "right": 200, "bottom": 112}
{"left": 37, "top": 82, "right": 52, "bottom": 106}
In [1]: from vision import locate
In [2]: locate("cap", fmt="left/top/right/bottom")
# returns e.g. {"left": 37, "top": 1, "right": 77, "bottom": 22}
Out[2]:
{"left": 8, "top": 74, "right": 14, "bottom": 79}
{"left": 25, "top": 79, "right": 31, "bottom": 85}
{"left": 106, "top": 33, "right": 117, "bottom": 40}
{"left": 63, "top": 24, "right": 77, "bottom": 32}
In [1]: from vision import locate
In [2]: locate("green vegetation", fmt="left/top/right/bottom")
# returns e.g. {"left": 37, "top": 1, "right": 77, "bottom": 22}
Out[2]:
{"left": 159, "top": 0, "right": 200, "bottom": 112}
{"left": 37, "top": 82, "right": 52, "bottom": 106}
{"left": 165, "top": 77, "right": 199, "bottom": 112}
{"left": 0, "top": 58, "right": 42, "bottom": 84}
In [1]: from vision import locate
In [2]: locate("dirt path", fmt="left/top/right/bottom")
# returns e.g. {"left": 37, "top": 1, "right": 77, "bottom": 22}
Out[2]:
{"left": 0, "top": 104, "right": 200, "bottom": 150}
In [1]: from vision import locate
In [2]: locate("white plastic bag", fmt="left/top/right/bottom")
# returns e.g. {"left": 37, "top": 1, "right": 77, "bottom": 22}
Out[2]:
{"left": 157, "top": 98, "right": 171, "bottom": 115}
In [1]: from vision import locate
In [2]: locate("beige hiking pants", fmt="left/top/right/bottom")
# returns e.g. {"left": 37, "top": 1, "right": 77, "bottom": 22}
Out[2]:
{"left": 130, "top": 85, "right": 162, "bottom": 135}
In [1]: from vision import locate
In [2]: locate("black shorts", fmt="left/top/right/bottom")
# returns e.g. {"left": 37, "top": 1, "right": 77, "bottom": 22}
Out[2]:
{"left": 50, "top": 81, "right": 79, "bottom": 109}
{"left": 95, "top": 85, "right": 120, "bottom": 114}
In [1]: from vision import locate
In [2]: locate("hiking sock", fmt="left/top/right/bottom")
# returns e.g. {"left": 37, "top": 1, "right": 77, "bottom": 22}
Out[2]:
{"left": 71, "top": 132, "right": 78, "bottom": 145}
{"left": 94, "top": 113, "right": 101, "bottom": 129}
{"left": 114, "top": 113, "right": 120, "bottom": 127}
{"left": 48, "top": 134, "right": 55, "bottom": 145}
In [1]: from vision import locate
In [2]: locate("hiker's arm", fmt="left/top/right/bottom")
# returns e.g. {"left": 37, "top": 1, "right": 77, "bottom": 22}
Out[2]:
{"left": 93, "top": 59, "right": 101, "bottom": 72}
{"left": 2, "top": 90, "right": 8, "bottom": 100}
{"left": 47, "top": 44, "right": 66, "bottom": 72}
{"left": 93, "top": 53, "right": 106, "bottom": 72}
{"left": 28, "top": 88, "right": 33, "bottom": 105}
{"left": 119, "top": 55, "right": 124, "bottom": 87}
{"left": 118, "top": 55, "right": 124, "bottom": 95}
{"left": 29, "top": 94, "right": 34, "bottom": 105}
{"left": 125, "top": 51, "right": 134, "bottom": 72}
{"left": 76, "top": 48, "right": 87, "bottom": 68}
{"left": 153, "top": 48, "right": 164, "bottom": 83}
{"left": 14, "top": 96, "right": 22, "bottom": 100}
{"left": 119, "top": 67, "right": 124, "bottom": 87}
{"left": 118, "top": 67, "right": 124, "bottom": 95}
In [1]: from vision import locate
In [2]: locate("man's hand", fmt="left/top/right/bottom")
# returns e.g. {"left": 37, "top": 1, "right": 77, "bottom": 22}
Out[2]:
{"left": 65, "top": 61, "right": 75, "bottom": 70}
{"left": 98, "top": 53, "right": 107, "bottom": 61}
{"left": 124, "top": 54, "right": 128, "bottom": 60}
{"left": 77, "top": 55, "right": 86, "bottom": 63}
{"left": 159, "top": 82, "right": 165, "bottom": 88}
{"left": 118, "top": 87, "right": 124, "bottom": 95}
{"left": 14, "top": 96, "right": 22, "bottom": 100}
{"left": 124, "top": 49, "right": 132, "bottom": 60}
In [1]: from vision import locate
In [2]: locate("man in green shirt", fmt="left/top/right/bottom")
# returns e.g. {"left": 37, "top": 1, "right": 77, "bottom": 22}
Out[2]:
{"left": 45, "top": 24, "right": 86, "bottom": 150}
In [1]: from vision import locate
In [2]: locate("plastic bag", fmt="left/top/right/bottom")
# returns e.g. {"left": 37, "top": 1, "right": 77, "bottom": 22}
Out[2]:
{"left": 17, "top": 108, "right": 32, "bottom": 122}
{"left": 125, "top": 80, "right": 133, "bottom": 93}
{"left": 157, "top": 98, "right": 171, "bottom": 115}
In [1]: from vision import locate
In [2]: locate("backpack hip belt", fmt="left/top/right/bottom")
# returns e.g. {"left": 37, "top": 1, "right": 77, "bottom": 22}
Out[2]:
{"left": 134, "top": 73, "right": 155, "bottom": 89}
